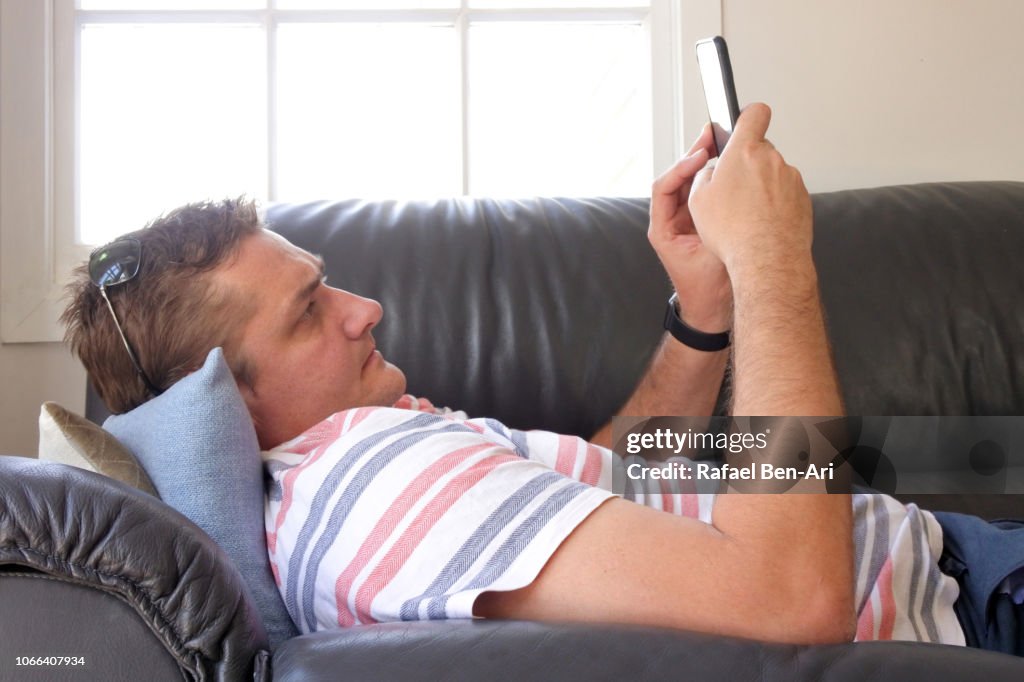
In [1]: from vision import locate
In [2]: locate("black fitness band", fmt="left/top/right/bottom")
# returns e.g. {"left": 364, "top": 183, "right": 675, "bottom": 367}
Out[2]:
{"left": 662, "top": 293, "right": 731, "bottom": 352}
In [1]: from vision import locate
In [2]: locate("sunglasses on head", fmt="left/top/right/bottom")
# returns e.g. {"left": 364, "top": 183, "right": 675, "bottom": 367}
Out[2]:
{"left": 88, "top": 237, "right": 163, "bottom": 396}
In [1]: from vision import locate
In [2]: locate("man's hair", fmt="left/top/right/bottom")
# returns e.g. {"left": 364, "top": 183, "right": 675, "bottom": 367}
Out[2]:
{"left": 62, "top": 197, "right": 262, "bottom": 414}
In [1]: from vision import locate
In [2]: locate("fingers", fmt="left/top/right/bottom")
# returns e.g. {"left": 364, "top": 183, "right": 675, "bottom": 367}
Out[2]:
{"left": 728, "top": 102, "right": 772, "bottom": 146}
{"left": 657, "top": 123, "right": 714, "bottom": 198}
{"left": 652, "top": 147, "right": 709, "bottom": 198}
{"left": 650, "top": 147, "right": 711, "bottom": 238}
{"left": 686, "top": 123, "right": 715, "bottom": 158}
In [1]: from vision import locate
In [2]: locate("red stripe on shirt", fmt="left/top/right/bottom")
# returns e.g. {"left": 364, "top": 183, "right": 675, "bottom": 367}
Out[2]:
{"left": 581, "top": 445, "right": 603, "bottom": 486}
{"left": 463, "top": 420, "right": 486, "bottom": 434}
{"left": 270, "top": 414, "right": 357, "bottom": 553}
{"left": 347, "top": 406, "right": 375, "bottom": 431}
{"left": 334, "top": 442, "right": 495, "bottom": 627}
{"left": 658, "top": 474, "right": 673, "bottom": 513}
{"left": 877, "top": 558, "right": 897, "bottom": 640}
{"left": 287, "top": 414, "right": 344, "bottom": 455}
{"left": 679, "top": 494, "right": 699, "bottom": 519}
{"left": 856, "top": 597, "right": 876, "bottom": 641}
{"left": 555, "top": 436, "right": 578, "bottom": 477}
{"left": 351, "top": 452, "right": 521, "bottom": 624}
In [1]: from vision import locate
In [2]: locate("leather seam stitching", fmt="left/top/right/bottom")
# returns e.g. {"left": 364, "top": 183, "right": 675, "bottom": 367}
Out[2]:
{"left": 0, "top": 543, "right": 194, "bottom": 656}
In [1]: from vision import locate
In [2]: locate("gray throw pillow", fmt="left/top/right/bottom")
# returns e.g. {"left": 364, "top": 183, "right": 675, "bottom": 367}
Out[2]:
{"left": 103, "top": 347, "right": 298, "bottom": 649}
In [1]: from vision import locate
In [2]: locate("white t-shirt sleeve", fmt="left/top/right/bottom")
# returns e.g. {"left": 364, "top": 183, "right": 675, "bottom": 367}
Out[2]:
{"left": 264, "top": 406, "right": 615, "bottom": 632}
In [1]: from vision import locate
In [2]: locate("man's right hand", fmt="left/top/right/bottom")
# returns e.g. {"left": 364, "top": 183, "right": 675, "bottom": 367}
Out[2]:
{"left": 687, "top": 103, "right": 814, "bottom": 277}
{"left": 685, "top": 102, "right": 844, "bottom": 420}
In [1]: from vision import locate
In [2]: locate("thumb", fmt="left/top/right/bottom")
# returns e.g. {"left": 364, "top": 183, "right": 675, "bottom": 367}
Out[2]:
{"left": 728, "top": 102, "right": 772, "bottom": 147}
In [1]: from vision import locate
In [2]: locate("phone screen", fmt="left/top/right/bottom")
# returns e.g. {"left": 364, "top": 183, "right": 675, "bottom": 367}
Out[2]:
{"left": 696, "top": 37, "right": 740, "bottom": 156}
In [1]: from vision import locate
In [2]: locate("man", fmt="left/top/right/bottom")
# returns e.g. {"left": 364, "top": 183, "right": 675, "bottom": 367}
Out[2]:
{"left": 62, "top": 105, "right": 1019, "bottom": 652}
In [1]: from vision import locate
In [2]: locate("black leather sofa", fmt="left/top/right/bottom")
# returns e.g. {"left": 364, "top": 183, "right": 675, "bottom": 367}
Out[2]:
{"left": 3, "top": 181, "right": 1024, "bottom": 681}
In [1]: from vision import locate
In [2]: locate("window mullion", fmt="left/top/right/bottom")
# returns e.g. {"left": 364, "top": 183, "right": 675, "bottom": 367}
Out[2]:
{"left": 464, "top": 8, "right": 648, "bottom": 23}
{"left": 648, "top": 0, "right": 679, "bottom": 175}
{"left": 266, "top": 7, "right": 277, "bottom": 202}
{"left": 458, "top": 0, "right": 470, "bottom": 195}
{"left": 76, "top": 10, "right": 267, "bottom": 23}
{"left": 58, "top": 1, "right": 84, "bottom": 263}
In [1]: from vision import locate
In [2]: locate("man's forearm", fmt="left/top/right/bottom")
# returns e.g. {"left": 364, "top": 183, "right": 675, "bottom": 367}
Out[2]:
{"left": 589, "top": 333, "right": 729, "bottom": 447}
{"left": 729, "top": 259, "right": 843, "bottom": 418}
{"left": 714, "top": 254, "right": 854, "bottom": 640}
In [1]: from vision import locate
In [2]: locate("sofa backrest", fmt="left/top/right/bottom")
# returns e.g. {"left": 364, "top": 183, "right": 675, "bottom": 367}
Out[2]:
{"left": 811, "top": 182, "right": 1024, "bottom": 418}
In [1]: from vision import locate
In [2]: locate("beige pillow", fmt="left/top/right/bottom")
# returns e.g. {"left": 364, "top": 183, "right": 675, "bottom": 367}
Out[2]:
{"left": 38, "top": 401, "right": 159, "bottom": 497}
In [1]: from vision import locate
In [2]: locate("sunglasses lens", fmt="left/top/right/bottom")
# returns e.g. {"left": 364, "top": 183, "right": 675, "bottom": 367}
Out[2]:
{"left": 89, "top": 239, "right": 142, "bottom": 287}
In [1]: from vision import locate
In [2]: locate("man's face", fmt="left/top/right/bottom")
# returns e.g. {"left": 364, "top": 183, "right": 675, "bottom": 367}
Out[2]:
{"left": 214, "top": 229, "right": 407, "bottom": 448}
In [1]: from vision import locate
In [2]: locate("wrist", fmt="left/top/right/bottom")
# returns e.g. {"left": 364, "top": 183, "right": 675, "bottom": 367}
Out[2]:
{"left": 720, "top": 229, "right": 813, "bottom": 279}
{"left": 671, "top": 294, "right": 732, "bottom": 333}
{"left": 728, "top": 250, "right": 818, "bottom": 296}
{"left": 731, "top": 262, "right": 822, "bottom": 326}
{"left": 664, "top": 294, "right": 731, "bottom": 351}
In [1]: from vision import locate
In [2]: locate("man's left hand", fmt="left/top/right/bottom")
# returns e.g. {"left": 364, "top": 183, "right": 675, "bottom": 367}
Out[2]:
{"left": 648, "top": 125, "right": 732, "bottom": 332}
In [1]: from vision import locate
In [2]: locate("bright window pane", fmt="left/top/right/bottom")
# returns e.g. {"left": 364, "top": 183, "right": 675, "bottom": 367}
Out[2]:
{"left": 276, "top": 1, "right": 457, "bottom": 8}
{"left": 276, "top": 24, "right": 460, "bottom": 200}
{"left": 79, "top": 24, "right": 266, "bottom": 245}
{"left": 469, "top": 22, "right": 651, "bottom": 197}
{"left": 470, "top": 1, "right": 647, "bottom": 8}
{"left": 80, "top": 1, "right": 265, "bottom": 9}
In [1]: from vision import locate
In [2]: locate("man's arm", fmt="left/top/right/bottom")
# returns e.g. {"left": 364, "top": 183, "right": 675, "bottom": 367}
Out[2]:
{"left": 590, "top": 125, "right": 732, "bottom": 448}
{"left": 588, "top": 334, "right": 728, "bottom": 447}
{"left": 476, "top": 104, "right": 855, "bottom": 645}
{"left": 686, "top": 111, "right": 842, "bottom": 418}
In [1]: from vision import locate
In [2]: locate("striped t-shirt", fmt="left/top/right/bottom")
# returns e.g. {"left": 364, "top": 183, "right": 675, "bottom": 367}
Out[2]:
{"left": 263, "top": 396, "right": 964, "bottom": 644}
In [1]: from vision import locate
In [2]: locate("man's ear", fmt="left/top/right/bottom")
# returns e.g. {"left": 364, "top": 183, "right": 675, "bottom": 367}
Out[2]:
{"left": 227, "top": 352, "right": 258, "bottom": 401}
{"left": 236, "top": 380, "right": 274, "bottom": 450}
{"left": 230, "top": 362, "right": 270, "bottom": 447}
{"left": 235, "top": 373, "right": 257, "bottom": 401}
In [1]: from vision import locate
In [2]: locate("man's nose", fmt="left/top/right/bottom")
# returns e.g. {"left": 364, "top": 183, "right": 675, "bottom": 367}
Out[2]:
{"left": 337, "top": 289, "right": 383, "bottom": 338}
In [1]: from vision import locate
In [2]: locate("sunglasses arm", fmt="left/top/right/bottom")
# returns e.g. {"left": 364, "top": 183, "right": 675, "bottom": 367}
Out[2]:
{"left": 98, "top": 285, "right": 164, "bottom": 397}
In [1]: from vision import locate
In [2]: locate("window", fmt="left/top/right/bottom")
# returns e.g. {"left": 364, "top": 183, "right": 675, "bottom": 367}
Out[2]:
{"left": 72, "top": 0, "right": 659, "bottom": 246}
{"left": 1, "top": 0, "right": 721, "bottom": 342}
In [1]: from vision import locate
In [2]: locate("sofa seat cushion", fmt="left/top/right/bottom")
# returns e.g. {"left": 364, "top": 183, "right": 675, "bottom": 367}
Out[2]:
{"left": 271, "top": 619, "right": 1024, "bottom": 682}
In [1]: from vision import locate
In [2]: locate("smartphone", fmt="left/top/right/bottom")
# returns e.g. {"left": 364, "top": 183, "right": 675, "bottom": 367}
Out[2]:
{"left": 695, "top": 36, "right": 741, "bottom": 156}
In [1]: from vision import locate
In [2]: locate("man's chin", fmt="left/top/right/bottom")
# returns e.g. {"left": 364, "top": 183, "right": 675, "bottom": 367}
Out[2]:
{"left": 381, "top": 361, "right": 408, "bottom": 403}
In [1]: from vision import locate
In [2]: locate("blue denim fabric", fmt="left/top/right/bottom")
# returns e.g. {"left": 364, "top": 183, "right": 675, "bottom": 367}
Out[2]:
{"left": 936, "top": 511, "right": 1024, "bottom": 656}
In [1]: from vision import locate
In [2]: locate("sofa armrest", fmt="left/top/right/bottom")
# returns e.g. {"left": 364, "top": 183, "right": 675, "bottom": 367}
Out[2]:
{"left": 0, "top": 456, "right": 269, "bottom": 681}
{"left": 272, "top": 620, "right": 1024, "bottom": 682}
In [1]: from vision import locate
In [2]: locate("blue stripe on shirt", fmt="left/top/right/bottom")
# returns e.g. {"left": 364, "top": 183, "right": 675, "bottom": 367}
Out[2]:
{"left": 424, "top": 479, "right": 592, "bottom": 619}
{"left": 397, "top": 470, "right": 566, "bottom": 620}
{"left": 284, "top": 412, "right": 443, "bottom": 627}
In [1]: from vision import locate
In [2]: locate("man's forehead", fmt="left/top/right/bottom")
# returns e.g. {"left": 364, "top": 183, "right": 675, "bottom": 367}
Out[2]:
{"left": 213, "top": 229, "right": 320, "bottom": 292}
{"left": 261, "top": 229, "right": 319, "bottom": 264}
{"left": 233, "top": 229, "right": 321, "bottom": 271}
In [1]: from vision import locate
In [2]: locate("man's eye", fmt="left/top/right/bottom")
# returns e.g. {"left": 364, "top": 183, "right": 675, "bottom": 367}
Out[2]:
{"left": 303, "top": 300, "right": 316, "bottom": 318}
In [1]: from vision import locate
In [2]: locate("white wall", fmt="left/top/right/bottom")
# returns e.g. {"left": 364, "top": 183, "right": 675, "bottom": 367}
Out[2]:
{"left": 0, "top": 74, "right": 86, "bottom": 457}
{"left": 0, "top": 343, "right": 85, "bottom": 456}
{"left": 3, "top": 0, "right": 1024, "bottom": 456}
{"left": 719, "top": 0, "right": 1024, "bottom": 192}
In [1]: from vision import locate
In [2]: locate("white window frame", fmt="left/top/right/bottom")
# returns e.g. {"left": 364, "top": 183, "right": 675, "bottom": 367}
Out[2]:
{"left": 1, "top": 0, "right": 721, "bottom": 343}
